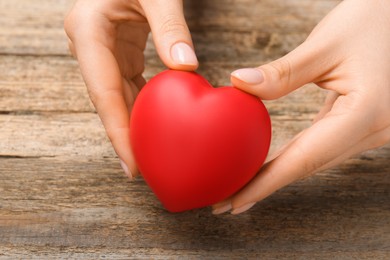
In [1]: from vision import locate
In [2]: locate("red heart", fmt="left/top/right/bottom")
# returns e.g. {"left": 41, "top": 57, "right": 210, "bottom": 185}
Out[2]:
{"left": 130, "top": 70, "right": 271, "bottom": 212}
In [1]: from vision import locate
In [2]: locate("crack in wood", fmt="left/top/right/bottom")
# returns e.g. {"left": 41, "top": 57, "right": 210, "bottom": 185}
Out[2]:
{"left": 0, "top": 155, "right": 56, "bottom": 159}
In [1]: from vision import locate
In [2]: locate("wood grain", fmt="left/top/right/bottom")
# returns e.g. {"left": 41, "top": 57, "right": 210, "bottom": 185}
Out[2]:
{"left": 0, "top": 155, "right": 389, "bottom": 258}
{"left": 1, "top": 0, "right": 389, "bottom": 258}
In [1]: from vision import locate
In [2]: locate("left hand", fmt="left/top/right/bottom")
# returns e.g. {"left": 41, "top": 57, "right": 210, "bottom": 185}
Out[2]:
{"left": 64, "top": 0, "right": 197, "bottom": 179}
{"left": 212, "top": 0, "right": 390, "bottom": 215}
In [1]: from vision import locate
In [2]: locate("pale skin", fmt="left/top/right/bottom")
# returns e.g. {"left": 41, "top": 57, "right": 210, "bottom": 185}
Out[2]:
{"left": 64, "top": 0, "right": 198, "bottom": 179}
{"left": 65, "top": 0, "right": 390, "bottom": 215}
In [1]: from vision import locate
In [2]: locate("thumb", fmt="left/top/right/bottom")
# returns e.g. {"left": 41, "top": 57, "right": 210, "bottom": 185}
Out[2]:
{"left": 139, "top": 0, "right": 198, "bottom": 71}
{"left": 231, "top": 42, "right": 328, "bottom": 100}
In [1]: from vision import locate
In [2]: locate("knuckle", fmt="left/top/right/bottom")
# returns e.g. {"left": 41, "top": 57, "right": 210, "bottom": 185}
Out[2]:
{"left": 86, "top": 87, "right": 99, "bottom": 107}
{"left": 87, "top": 87, "right": 122, "bottom": 109}
{"left": 86, "top": 86, "right": 108, "bottom": 108}
{"left": 105, "top": 127, "right": 119, "bottom": 143}
{"left": 64, "top": 9, "right": 80, "bottom": 39}
{"left": 64, "top": 2, "right": 95, "bottom": 40}
{"left": 265, "top": 58, "right": 293, "bottom": 98}
{"left": 105, "top": 125, "right": 129, "bottom": 146}
{"left": 158, "top": 14, "right": 187, "bottom": 36}
{"left": 269, "top": 58, "right": 292, "bottom": 83}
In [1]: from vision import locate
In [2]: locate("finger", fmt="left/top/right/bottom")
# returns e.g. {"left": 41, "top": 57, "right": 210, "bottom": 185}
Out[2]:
{"left": 313, "top": 91, "right": 339, "bottom": 124}
{"left": 273, "top": 91, "right": 338, "bottom": 161}
{"left": 212, "top": 129, "right": 307, "bottom": 214}
{"left": 230, "top": 40, "right": 337, "bottom": 100}
{"left": 211, "top": 126, "right": 309, "bottom": 214}
{"left": 315, "top": 124, "right": 390, "bottom": 173}
{"left": 260, "top": 91, "right": 337, "bottom": 178}
{"left": 230, "top": 103, "right": 369, "bottom": 214}
{"left": 139, "top": 0, "right": 198, "bottom": 71}
{"left": 270, "top": 91, "right": 339, "bottom": 163}
{"left": 213, "top": 91, "right": 338, "bottom": 214}
{"left": 84, "top": 47, "right": 137, "bottom": 178}
{"left": 211, "top": 199, "right": 233, "bottom": 215}
{"left": 265, "top": 130, "right": 306, "bottom": 164}
{"left": 68, "top": 25, "right": 137, "bottom": 179}
{"left": 214, "top": 91, "right": 336, "bottom": 214}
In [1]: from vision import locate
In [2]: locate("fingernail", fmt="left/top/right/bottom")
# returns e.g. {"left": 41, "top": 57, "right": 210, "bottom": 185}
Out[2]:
{"left": 231, "top": 202, "right": 256, "bottom": 215}
{"left": 231, "top": 68, "right": 264, "bottom": 85}
{"left": 212, "top": 203, "right": 232, "bottom": 215}
{"left": 171, "top": 42, "right": 198, "bottom": 66}
{"left": 120, "top": 160, "right": 132, "bottom": 180}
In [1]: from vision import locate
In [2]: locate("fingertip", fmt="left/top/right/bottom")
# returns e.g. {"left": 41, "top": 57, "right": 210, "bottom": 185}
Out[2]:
{"left": 167, "top": 42, "right": 198, "bottom": 71}
{"left": 140, "top": 0, "right": 198, "bottom": 71}
{"left": 230, "top": 68, "right": 264, "bottom": 97}
{"left": 211, "top": 201, "right": 232, "bottom": 215}
{"left": 170, "top": 42, "right": 198, "bottom": 65}
{"left": 120, "top": 159, "right": 133, "bottom": 180}
{"left": 231, "top": 68, "right": 264, "bottom": 85}
{"left": 231, "top": 202, "right": 256, "bottom": 215}
{"left": 119, "top": 152, "right": 140, "bottom": 178}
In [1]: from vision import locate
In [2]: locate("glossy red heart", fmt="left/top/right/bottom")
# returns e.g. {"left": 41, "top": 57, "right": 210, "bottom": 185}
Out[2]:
{"left": 130, "top": 70, "right": 271, "bottom": 212}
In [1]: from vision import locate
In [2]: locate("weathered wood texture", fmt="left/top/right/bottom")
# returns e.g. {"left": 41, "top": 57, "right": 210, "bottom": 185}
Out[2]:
{"left": 1, "top": 0, "right": 389, "bottom": 259}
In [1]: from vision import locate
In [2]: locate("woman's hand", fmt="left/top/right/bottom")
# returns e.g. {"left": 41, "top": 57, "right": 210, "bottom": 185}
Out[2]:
{"left": 64, "top": 0, "right": 198, "bottom": 179}
{"left": 213, "top": 0, "right": 390, "bottom": 215}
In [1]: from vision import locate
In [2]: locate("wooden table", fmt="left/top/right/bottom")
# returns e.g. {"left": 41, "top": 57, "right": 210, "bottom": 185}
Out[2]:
{"left": 1, "top": 0, "right": 389, "bottom": 258}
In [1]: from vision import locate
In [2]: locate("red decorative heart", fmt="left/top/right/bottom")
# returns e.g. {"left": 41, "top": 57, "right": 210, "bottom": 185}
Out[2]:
{"left": 130, "top": 70, "right": 271, "bottom": 212}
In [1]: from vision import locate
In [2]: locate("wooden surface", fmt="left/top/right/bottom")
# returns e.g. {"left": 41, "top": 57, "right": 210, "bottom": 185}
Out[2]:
{"left": 1, "top": 0, "right": 389, "bottom": 258}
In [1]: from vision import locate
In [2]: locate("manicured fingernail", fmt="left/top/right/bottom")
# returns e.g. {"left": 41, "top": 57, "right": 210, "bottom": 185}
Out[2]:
{"left": 212, "top": 203, "right": 232, "bottom": 215}
{"left": 231, "top": 68, "right": 264, "bottom": 85}
{"left": 171, "top": 42, "right": 198, "bottom": 66}
{"left": 231, "top": 202, "right": 256, "bottom": 215}
{"left": 120, "top": 160, "right": 132, "bottom": 180}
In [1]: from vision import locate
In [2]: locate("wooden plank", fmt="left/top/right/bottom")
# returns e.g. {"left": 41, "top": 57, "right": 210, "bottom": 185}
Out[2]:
{"left": 0, "top": 0, "right": 333, "bottom": 115}
{"left": 0, "top": 55, "right": 93, "bottom": 113}
{"left": 0, "top": 54, "right": 327, "bottom": 120}
{"left": 185, "top": 0, "right": 341, "bottom": 62}
{"left": 0, "top": 0, "right": 340, "bottom": 56}
{"left": 0, "top": 154, "right": 389, "bottom": 257}
{"left": 0, "top": 113, "right": 113, "bottom": 157}
{"left": 1, "top": 248, "right": 389, "bottom": 259}
{"left": 0, "top": 112, "right": 312, "bottom": 158}
{"left": 0, "top": 0, "right": 72, "bottom": 55}
{"left": 1, "top": 0, "right": 389, "bottom": 258}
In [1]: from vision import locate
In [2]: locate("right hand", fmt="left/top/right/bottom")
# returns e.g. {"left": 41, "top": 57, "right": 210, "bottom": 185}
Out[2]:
{"left": 64, "top": 0, "right": 198, "bottom": 179}
{"left": 212, "top": 0, "right": 390, "bottom": 215}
